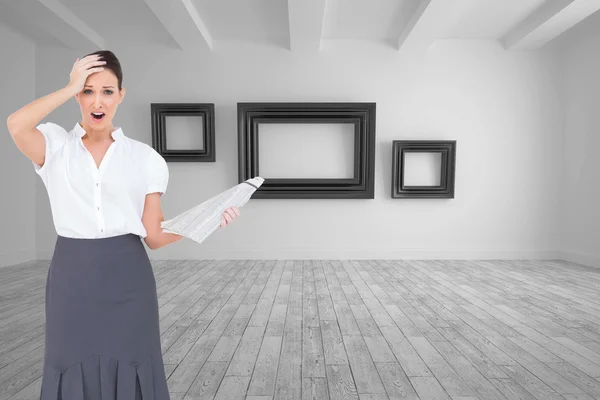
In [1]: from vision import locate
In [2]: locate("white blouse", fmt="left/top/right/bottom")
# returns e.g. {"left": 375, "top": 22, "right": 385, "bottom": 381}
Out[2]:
{"left": 33, "top": 122, "right": 169, "bottom": 240}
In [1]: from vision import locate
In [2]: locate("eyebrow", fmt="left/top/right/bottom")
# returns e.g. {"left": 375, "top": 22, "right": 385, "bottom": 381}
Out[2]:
{"left": 84, "top": 85, "right": 115, "bottom": 88}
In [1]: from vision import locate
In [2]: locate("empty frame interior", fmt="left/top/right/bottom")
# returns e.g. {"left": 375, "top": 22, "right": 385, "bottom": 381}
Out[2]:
{"left": 165, "top": 115, "right": 205, "bottom": 150}
{"left": 257, "top": 123, "right": 355, "bottom": 179}
{"left": 238, "top": 102, "right": 376, "bottom": 199}
{"left": 403, "top": 151, "right": 442, "bottom": 186}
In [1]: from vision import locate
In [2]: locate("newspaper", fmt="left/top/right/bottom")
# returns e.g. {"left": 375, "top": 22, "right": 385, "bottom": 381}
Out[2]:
{"left": 160, "top": 177, "right": 264, "bottom": 245}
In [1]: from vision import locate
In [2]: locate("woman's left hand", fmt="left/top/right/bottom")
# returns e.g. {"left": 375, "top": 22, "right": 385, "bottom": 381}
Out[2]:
{"left": 221, "top": 206, "right": 240, "bottom": 228}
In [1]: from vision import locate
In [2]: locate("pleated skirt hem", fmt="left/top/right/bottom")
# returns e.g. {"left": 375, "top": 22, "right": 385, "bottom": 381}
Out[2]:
{"left": 40, "top": 353, "right": 167, "bottom": 400}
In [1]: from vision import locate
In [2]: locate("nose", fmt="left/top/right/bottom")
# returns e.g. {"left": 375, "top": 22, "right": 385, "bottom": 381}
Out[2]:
{"left": 93, "top": 93, "right": 103, "bottom": 108}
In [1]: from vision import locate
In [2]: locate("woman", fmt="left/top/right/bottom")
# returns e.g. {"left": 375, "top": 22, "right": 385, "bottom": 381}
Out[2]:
{"left": 6, "top": 50, "right": 240, "bottom": 399}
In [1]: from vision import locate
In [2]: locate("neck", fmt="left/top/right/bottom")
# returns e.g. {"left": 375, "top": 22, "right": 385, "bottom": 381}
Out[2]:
{"left": 79, "top": 122, "right": 115, "bottom": 143}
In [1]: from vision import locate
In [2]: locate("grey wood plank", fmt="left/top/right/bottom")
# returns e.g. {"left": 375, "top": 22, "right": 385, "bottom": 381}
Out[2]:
{"left": 0, "top": 375, "right": 41, "bottom": 400}
{"left": 430, "top": 340, "right": 517, "bottom": 400}
{"left": 489, "top": 378, "right": 538, "bottom": 400}
{"left": 320, "top": 320, "right": 349, "bottom": 365}
{"left": 185, "top": 361, "right": 228, "bottom": 399}
{"left": 500, "top": 364, "right": 565, "bottom": 400}
{"left": 274, "top": 360, "right": 302, "bottom": 400}
{"left": 302, "top": 327, "right": 325, "bottom": 378}
{"left": 380, "top": 326, "right": 432, "bottom": 377}
{"left": 363, "top": 334, "right": 396, "bottom": 363}
{"left": 247, "top": 336, "right": 282, "bottom": 396}
{"left": 264, "top": 304, "right": 287, "bottom": 336}
{"left": 207, "top": 335, "right": 242, "bottom": 362}
{"left": 303, "top": 377, "right": 330, "bottom": 400}
{"left": 0, "top": 345, "right": 43, "bottom": 385}
{"left": 409, "top": 376, "right": 452, "bottom": 400}
{"left": 167, "top": 335, "right": 220, "bottom": 392}
{"left": 437, "top": 327, "right": 508, "bottom": 379}
{"left": 326, "top": 364, "right": 359, "bottom": 400}
{"left": 0, "top": 358, "right": 43, "bottom": 400}
{"left": 343, "top": 335, "right": 386, "bottom": 394}
{"left": 226, "top": 326, "right": 264, "bottom": 376}
{"left": 545, "top": 362, "right": 600, "bottom": 399}
{"left": 407, "top": 337, "right": 475, "bottom": 398}
{"left": 213, "top": 375, "right": 251, "bottom": 400}
{"left": 374, "top": 362, "right": 419, "bottom": 400}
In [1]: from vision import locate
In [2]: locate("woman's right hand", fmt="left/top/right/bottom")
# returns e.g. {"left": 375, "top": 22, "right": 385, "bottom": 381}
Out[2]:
{"left": 67, "top": 55, "right": 106, "bottom": 94}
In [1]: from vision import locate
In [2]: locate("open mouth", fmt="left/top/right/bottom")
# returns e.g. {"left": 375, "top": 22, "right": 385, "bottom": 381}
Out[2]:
{"left": 91, "top": 112, "right": 105, "bottom": 121}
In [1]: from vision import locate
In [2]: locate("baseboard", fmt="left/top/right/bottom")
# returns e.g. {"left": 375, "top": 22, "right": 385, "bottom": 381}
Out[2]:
{"left": 33, "top": 247, "right": 562, "bottom": 262}
{"left": 147, "top": 249, "right": 559, "bottom": 260}
{"left": 36, "top": 249, "right": 54, "bottom": 260}
{"left": 556, "top": 250, "right": 600, "bottom": 269}
{"left": 0, "top": 249, "right": 38, "bottom": 268}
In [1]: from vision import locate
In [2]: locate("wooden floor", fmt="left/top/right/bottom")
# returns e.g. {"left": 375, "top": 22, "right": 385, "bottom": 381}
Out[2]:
{"left": 1, "top": 259, "right": 600, "bottom": 399}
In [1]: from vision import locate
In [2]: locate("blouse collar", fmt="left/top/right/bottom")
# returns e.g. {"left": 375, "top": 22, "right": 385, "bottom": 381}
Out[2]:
{"left": 73, "top": 122, "right": 124, "bottom": 142}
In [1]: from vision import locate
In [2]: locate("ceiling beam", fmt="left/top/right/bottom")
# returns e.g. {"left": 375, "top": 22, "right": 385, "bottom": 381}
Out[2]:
{"left": 143, "top": 0, "right": 213, "bottom": 51}
{"left": 2, "top": 0, "right": 105, "bottom": 50}
{"left": 502, "top": 0, "right": 600, "bottom": 50}
{"left": 287, "top": 0, "right": 327, "bottom": 52}
{"left": 397, "top": 0, "right": 469, "bottom": 52}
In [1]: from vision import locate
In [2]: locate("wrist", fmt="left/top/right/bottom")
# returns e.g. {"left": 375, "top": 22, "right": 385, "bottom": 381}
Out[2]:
{"left": 64, "top": 84, "right": 80, "bottom": 97}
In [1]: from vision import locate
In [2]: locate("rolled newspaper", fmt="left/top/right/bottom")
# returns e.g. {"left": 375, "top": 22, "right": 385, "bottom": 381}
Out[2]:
{"left": 160, "top": 176, "right": 264, "bottom": 245}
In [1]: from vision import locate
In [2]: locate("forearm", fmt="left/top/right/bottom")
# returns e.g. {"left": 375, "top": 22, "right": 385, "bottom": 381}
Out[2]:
{"left": 145, "top": 230, "right": 184, "bottom": 250}
{"left": 7, "top": 85, "right": 78, "bottom": 135}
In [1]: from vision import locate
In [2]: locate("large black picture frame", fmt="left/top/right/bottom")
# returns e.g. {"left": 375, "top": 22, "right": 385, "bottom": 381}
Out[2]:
{"left": 238, "top": 102, "right": 376, "bottom": 199}
{"left": 392, "top": 140, "right": 456, "bottom": 198}
{"left": 150, "top": 103, "right": 215, "bottom": 162}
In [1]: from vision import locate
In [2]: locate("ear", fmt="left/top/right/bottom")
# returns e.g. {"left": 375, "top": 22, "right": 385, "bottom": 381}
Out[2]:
{"left": 119, "top": 87, "right": 126, "bottom": 104}
{"left": 75, "top": 92, "right": 80, "bottom": 104}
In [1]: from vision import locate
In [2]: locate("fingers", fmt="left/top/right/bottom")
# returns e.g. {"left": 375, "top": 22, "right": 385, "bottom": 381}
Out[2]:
{"left": 224, "top": 208, "right": 240, "bottom": 219}
{"left": 82, "top": 60, "right": 106, "bottom": 70}
{"left": 221, "top": 207, "right": 241, "bottom": 228}
{"left": 86, "top": 67, "right": 105, "bottom": 75}
{"left": 227, "top": 207, "right": 240, "bottom": 217}
{"left": 75, "top": 54, "right": 104, "bottom": 68}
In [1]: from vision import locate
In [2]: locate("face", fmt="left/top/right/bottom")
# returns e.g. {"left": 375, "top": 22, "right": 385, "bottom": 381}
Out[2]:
{"left": 75, "top": 69, "right": 125, "bottom": 131}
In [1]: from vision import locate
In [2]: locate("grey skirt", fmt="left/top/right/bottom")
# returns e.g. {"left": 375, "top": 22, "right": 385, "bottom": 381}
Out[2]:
{"left": 40, "top": 233, "right": 170, "bottom": 399}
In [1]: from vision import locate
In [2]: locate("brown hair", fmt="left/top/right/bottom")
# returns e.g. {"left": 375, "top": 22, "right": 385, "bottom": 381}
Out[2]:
{"left": 83, "top": 50, "right": 123, "bottom": 90}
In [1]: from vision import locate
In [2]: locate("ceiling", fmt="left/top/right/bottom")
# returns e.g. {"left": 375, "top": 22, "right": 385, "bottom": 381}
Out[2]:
{"left": 1, "top": 0, "right": 599, "bottom": 52}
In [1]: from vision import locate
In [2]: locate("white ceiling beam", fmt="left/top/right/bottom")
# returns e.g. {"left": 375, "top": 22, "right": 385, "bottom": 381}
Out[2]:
{"left": 287, "top": 0, "right": 327, "bottom": 52}
{"left": 3, "top": 0, "right": 105, "bottom": 50}
{"left": 397, "top": 0, "right": 469, "bottom": 52}
{"left": 502, "top": 0, "right": 600, "bottom": 50}
{"left": 143, "top": 0, "right": 213, "bottom": 51}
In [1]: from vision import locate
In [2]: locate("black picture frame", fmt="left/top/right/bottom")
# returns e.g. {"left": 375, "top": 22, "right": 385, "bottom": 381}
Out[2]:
{"left": 150, "top": 103, "right": 215, "bottom": 162}
{"left": 391, "top": 140, "right": 456, "bottom": 198}
{"left": 238, "top": 102, "right": 376, "bottom": 199}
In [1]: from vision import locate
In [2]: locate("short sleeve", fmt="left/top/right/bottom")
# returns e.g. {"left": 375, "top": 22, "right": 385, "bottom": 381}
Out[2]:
{"left": 146, "top": 148, "right": 169, "bottom": 197}
{"left": 32, "top": 122, "right": 68, "bottom": 177}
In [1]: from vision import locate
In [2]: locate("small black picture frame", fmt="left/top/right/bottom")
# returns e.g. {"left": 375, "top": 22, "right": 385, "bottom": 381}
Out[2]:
{"left": 150, "top": 103, "right": 215, "bottom": 162}
{"left": 238, "top": 102, "right": 376, "bottom": 199}
{"left": 392, "top": 140, "right": 456, "bottom": 198}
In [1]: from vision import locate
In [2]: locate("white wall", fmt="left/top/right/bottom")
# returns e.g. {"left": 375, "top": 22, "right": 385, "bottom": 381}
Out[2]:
{"left": 553, "top": 12, "right": 600, "bottom": 269}
{"left": 33, "top": 40, "right": 563, "bottom": 260}
{"left": 0, "top": 25, "right": 37, "bottom": 267}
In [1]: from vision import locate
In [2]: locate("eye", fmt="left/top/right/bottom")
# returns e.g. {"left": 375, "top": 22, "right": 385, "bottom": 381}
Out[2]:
{"left": 105, "top": 90, "right": 113, "bottom": 95}
{"left": 83, "top": 89, "right": 92, "bottom": 94}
